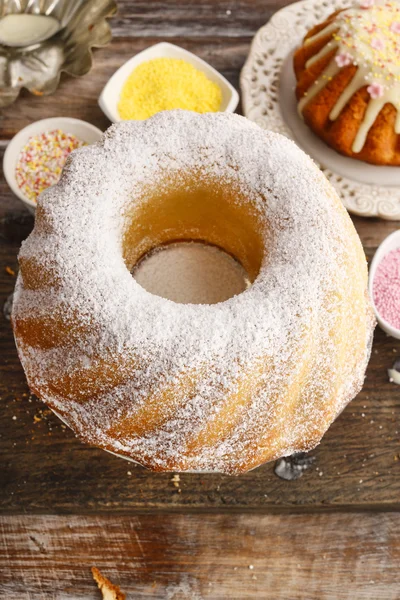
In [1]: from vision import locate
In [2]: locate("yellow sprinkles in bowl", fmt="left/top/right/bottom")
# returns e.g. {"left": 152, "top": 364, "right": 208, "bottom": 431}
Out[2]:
{"left": 118, "top": 57, "right": 222, "bottom": 120}
{"left": 15, "top": 129, "right": 86, "bottom": 202}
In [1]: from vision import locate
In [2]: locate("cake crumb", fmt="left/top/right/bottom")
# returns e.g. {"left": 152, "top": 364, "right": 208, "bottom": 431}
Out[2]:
{"left": 171, "top": 474, "right": 180, "bottom": 487}
{"left": 91, "top": 567, "right": 125, "bottom": 600}
{"left": 5, "top": 265, "right": 15, "bottom": 276}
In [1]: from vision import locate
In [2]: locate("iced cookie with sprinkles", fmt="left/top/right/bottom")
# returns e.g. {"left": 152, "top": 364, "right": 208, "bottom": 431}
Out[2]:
{"left": 293, "top": 0, "right": 400, "bottom": 165}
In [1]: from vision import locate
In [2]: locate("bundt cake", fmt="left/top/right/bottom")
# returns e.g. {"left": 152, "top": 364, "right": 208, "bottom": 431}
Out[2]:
{"left": 294, "top": 1, "right": 400, "bottom": 165}
{"left": 12, "top": 111, "right": 375, "bottom": 474}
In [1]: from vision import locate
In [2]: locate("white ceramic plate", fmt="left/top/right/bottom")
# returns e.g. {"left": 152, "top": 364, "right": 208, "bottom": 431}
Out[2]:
{"left": 240, "top": 0, "right": 400, "bottom": 220}
{"left": 98, "top": 41, "right": 239, "bottom": 123}
{"left": 3, "top": 117, "right": 103, "bottom": 213}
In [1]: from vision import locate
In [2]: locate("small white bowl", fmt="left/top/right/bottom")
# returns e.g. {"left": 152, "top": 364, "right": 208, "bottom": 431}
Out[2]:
{"left": 368, "top": 229, "right": 400, "bottom": 339}
{"left": 3, "top": 117, "right": 103, "bottom": 213}
{"left": 98, "top": 41, "right": 239, "bottom": 123}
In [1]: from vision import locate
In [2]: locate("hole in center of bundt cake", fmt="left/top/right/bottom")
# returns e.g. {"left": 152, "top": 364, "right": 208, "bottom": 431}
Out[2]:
{"left": 121, "top": 170, "right": 264, "bottom": 304}
{"left": 132, "top": 241, "right": 251, "bottom": 304}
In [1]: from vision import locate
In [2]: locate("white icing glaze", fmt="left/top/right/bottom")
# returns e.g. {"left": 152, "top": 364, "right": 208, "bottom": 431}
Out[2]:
{"left": 298, "top": 61, "right": 341, "bottom": 114}
{"left": 305, "top": 41, "right": 337, "bottom": 68}
{"left": 299, "top": 1, "right": 400, "bottom": 153}
{"left": 12, "top": 111, "right": 375, "bottom": 473}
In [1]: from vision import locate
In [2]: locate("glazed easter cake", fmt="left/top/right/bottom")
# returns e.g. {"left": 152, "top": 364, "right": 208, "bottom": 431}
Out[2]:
{"left": 12, "top": 111, "right": 375, "bottom": 474}
{"left": 294, "top": 0, "right": 400, "bottom": 165}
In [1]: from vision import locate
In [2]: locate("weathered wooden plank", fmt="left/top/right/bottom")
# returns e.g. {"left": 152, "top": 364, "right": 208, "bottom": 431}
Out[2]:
{"left": 1, "top": 513, "right": 399, "bottom": 599}
{"left": 110, "top": 0, "right": 284, "bottom": 38}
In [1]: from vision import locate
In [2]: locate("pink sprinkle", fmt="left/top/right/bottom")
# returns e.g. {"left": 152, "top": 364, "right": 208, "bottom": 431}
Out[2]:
{"left": 390, "top": 21, "right": 400, "bottom": 33}
{"left": 360, "top": 0, "right": 374, "bottom": 7}
{"left": 367, "top": 81, "right": 384, "bottom": 99}
{"left": 335, "top": 51, "right": 353, "bottom": 68}
{"left": 371, "top": 38, "right": 385, "bottom": 50}
{"left": 373, "top": 247, "right": 400, "bottom": 330}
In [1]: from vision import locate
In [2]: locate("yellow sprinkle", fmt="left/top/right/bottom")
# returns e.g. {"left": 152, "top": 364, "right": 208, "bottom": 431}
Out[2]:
{"left": 118, "top": 57, "right": 222, "bottom": 120}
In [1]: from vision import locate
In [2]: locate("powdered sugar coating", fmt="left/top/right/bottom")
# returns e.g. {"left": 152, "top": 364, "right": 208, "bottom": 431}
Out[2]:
{"left": 12, "top": 111, "right": 375, "bottom": 474}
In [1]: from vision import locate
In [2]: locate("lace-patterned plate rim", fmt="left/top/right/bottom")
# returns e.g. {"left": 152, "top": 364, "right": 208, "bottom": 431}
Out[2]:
{"left": 240, "top": 0, "right": 400, "bottom": 221}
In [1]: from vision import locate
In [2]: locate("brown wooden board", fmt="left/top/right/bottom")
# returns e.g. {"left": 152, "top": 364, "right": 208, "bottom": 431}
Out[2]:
{"left": 1, "top": 513, "right": 400, "bottom": 599}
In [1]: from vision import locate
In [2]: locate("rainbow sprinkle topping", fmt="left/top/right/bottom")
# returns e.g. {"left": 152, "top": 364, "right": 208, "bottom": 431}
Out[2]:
{"left": 15, "top": 129, "right": 86, "bottom": 203}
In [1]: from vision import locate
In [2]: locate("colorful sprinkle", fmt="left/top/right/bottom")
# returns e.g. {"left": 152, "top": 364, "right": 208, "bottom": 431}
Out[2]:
{"left": 15, "top": 129, "right": 86, "bottom": 203}
{"left": 371, "top": 37, "right": 385, "bottom": 50}
{"left": 335, "top": 51, "right": 353, "bottom": 67}
{"left": 367, "top": 81, "right": 385, "bottom": 98}
{"left": 360, "top": 0, "right": 375, "bottom": 8}
{"left": 390, "top": 21, "right": 400, "bottom": 33}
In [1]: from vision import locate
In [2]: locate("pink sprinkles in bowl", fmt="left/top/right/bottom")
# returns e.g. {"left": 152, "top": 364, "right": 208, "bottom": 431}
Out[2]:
{"left": 373, "top": 246, "right": 400, "bottom": 330}
{"left": 15, "top": 129, "right": 86, "bottom": 203}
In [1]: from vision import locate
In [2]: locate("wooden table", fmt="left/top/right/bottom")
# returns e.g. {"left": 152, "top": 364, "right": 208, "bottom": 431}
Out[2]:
{"left": 1, "top": 2, "right": 400, "bottom": 598}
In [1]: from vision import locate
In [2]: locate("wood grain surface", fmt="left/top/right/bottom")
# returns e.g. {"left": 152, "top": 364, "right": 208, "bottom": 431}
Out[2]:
{"left": 2, "top": 513, "right": 400, "bottom": 599}
{"left": 1, "top": 0, "right": 400, "bottom": 597}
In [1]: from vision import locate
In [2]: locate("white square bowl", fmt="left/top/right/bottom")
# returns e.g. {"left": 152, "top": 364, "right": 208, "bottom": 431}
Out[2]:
{"left": 98, "top": 42, "right": 240, "bottom": 123}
